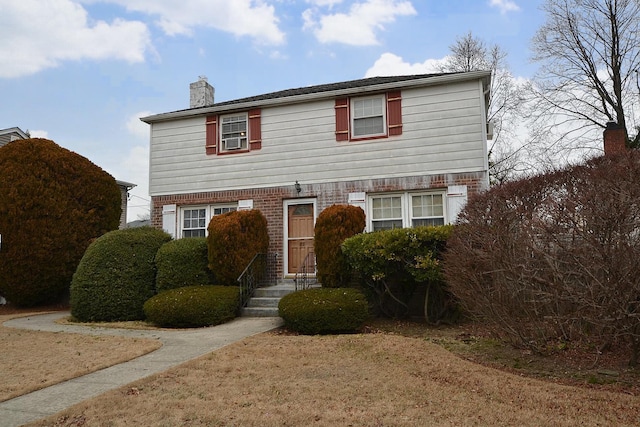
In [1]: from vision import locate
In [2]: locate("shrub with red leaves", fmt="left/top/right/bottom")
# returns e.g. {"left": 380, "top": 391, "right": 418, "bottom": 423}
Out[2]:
{"left": 207, "top": 209, "right": 269, "bottom": 285}
{"left": 314, "top": 204, "right": 365, "bottom": 288}
{"left": 444, "top": 152, "right": 640, "bottom": 366}
{"left": 0, "top": 138, "right": 121, "bottom": 306}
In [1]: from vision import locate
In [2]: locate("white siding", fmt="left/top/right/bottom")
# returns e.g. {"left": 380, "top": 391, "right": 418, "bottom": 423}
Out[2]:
{"left": 149, "top": 80, "right": 487, "bottom": 196}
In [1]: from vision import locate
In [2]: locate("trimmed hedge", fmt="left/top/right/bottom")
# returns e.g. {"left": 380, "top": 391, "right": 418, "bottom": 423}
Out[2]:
{"left": 207, "top": 209, "right": 269, "bottom": 285}
{"left": 155, "top": 237, "right": 214, "bottom": 292}
{"left": 0, "top": 138, "right": 121, "bottom": 306}
{"left": 144, "top": 285, "right": 240, "bottom": 328}
{"left": 314, "top": 204, "right": 366, "bottom": 288}
{"left": 278, "top": 288, "right": 368, "bottom": 334}
{"left": 70, "top": 227, "right": 172, "bottom": 322}
{"left": 342, "top": 226, "right": 454, "bottom": 322}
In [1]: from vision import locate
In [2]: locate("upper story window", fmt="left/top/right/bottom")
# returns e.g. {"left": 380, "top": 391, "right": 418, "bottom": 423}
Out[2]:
{"left": 220, "top": 114, "right": 248, "bottom": 152}
{"left": 335, "top": 90, "right": 402, "bottom": 142}
{"left": 205, "top": 109, "right": 261, "bottom": 155}
{"left": 352, "top": 96, "right": 385, "bottom": 137}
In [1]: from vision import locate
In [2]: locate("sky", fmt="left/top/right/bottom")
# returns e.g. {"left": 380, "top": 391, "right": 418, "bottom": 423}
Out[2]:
{"left": 0, "top": 0, "right": 545, "bottom": 222}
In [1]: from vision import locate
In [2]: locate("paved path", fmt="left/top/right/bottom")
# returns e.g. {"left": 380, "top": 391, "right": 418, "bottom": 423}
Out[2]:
{"left": 0, "top": 312, "right": 283, "bottom": 427}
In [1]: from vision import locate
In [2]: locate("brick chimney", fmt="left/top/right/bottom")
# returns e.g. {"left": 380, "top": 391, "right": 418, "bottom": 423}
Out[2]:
{"left": 189, "top": 76, "right": 214, "bottom": 108}
{"left": 603, "top": 121, "right": 627, "bottom": 155}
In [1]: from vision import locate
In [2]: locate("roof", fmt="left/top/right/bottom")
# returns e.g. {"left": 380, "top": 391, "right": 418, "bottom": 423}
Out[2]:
{"left": 0, "top": 127, "right": 30, "bottom": 147}
{"left": 116, "top": 179, "right": 136, "bottom": 190}
{"left": 142, "top": 70, "right": 491, "bottom": 123}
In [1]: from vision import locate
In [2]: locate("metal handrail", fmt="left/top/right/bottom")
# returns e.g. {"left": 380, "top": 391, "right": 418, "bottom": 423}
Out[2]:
{"left": 294, "top": 251, "right": 317, "bottom": 291}
{"left": 237, "top": 253, "right": 275, "bottom": 308}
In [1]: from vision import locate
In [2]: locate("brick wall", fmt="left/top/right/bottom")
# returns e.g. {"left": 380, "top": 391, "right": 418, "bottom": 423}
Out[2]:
{"left": 151, "top": 172, "right": 487, "bottom": 279}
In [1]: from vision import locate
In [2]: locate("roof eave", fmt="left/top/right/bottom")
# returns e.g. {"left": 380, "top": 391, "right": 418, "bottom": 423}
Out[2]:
{"left": 141, "top": 70, "right": 491, "bottom": 124}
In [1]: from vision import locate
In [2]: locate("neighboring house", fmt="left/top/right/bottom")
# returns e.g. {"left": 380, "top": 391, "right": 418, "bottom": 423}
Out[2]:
{"left": 142, "top": 72, "right": 492, "bottom": 279}
{"left": 116, "top": 180, "right": 136, "bottom": 230}
{"left": 0, "top": 127, "right": 29, "bottom": 147}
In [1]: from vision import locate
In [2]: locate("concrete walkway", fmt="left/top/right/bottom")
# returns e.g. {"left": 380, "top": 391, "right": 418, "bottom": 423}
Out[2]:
{"left": 0, "top": 312, "right": 283, "bottom": 427}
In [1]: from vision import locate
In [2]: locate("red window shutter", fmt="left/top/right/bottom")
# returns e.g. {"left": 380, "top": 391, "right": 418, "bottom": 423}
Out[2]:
{"left": 249, "top": 108, "right": 262, "bottom": 150}
{"left": 335, "top": 98, "right": 349, "bottom": 141}
{"left": 387, "top": 90, "right": 402, "bottom": 136}
{"left": 205, "top": 115, "right": 217, "bottom": 155}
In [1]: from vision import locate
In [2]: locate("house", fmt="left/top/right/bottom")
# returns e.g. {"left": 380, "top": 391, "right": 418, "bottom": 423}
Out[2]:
{"left": 0, "top": 127, "right": 29, "bottom": 147}
{"left": 141, "top": 72, "right": 492, "bottom": 280}
{"left": 116, "top": 180, "right": 136, "bottom": 229}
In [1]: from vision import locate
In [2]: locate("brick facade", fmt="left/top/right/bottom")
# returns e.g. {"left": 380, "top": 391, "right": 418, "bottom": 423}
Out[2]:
{"left": 151, "top": 172, "right": 486, "bottom": 279}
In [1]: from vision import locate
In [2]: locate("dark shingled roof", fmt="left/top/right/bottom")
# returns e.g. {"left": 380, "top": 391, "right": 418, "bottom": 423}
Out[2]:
{"left": 211, "top": 73, "right": 449, "bottom": 108}
{"left": 142, "top": 71, "right": 488, "bottom": 121}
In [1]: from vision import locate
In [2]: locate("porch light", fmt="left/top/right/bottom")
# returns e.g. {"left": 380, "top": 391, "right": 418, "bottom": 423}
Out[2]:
{"left": 295, "top": 181, "right": 302, "bottom": 195}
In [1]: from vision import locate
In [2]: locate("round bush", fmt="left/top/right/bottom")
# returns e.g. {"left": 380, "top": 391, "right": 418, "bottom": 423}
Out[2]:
{"left": 278, "top": 288, "right": 369, "bottom": 334}
{"left": 155, "top": 237, "right": 214, "bottom": 292}
{"left": 207, "top": 209, "right": 269, "bottom": 285}
{"left": 70, "top": 227, "right": 172, "bottom": 322}
{"left": 144, "top": 286, "right": 240, "bottom": 328}
{"left": 314, "top": 204, "right": 365, "bottom": 288}
{"left": 0, "top": 138, "right": 121, "bottom": 306}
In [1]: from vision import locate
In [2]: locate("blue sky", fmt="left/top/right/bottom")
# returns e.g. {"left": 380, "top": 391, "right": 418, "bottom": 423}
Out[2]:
{"left": 0, "top": 0, "right": 543, "bottom": 221}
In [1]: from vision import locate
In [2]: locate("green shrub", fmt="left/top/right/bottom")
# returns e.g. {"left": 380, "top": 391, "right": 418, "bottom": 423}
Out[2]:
{"left": 314, "top": 204, "right": 366, "bottom": 288}
{"left": 342, "top": 226, "right": 454, "bottom": 322}
{"left": 278, "top": 288, "right": 368, "bottom": 334}
{"left": 0, "top": 138, "right": 121, "bottom": 306}
{"left": 70, "top": 227, "right": 172, "bottom": 322}
{"left": 207, "top": 209, "right": 269, "bottom": 285}
{"left": 144, "top": 285, "right": 239, "bottom": 328}
{"left": 155, "top": 237, "right": 214, "bottom": 292}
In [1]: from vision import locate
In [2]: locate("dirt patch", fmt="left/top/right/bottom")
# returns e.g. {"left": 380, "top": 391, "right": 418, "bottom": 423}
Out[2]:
{"left": 26, "top": 328, "right": 640, "bottom": 427}
{"left": 0, "top": 308, "right": 162, "bottom": 402}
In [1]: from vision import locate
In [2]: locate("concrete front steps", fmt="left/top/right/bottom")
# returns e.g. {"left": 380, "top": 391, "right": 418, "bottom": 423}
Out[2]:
{"left": 240, "top": 282, "right": 296, "bottom": 317}
{"left": 240, "top": 280, "right": 320, "bottom": 317}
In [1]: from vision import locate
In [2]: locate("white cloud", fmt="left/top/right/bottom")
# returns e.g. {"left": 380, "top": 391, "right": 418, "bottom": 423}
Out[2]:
{"left": 0, "top": 0, "right": 151, "bottom": 78}
{"left": 489, "top": 0, "right": 520, "bottom": 14}
{"left": 28, "top": 130, "right": 49, "bottom": 139}
{"left": 305, "top": 0, "right": 344, "bottom": 7}
{"left": 101, "top": 0, "right": 285, "bottom": 45}
{"left": 105, "top": 144, "right": 150, "bottom": 222}
{"left": 303, "top": 0, "right": 416, "bottom": 46}
{"left": 126, "top": 111, "right": 152, "bottom": 140}
{"left": 365, "top": 52, "right": 445, "bottom": 77}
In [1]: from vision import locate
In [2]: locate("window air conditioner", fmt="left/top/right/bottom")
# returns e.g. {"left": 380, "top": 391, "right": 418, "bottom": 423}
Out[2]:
{"left": 224, "top": 137, "right": 242, "bottom": 150}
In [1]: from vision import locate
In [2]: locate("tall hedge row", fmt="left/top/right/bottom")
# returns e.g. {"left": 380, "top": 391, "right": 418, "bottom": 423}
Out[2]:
{"left": 70, "top": 227, "right": 172, "bottom": 321}
{"left": 207, "top": 209, "right": 269, "bottom": 285}
{"left": 314, "top": 204, "right": 365, "bottom": 288}
{"left": 444, "top": 152, "right": 640, "bottom": 366}
{"left": 0, "top": 138, "right": 121, "bottom": 306}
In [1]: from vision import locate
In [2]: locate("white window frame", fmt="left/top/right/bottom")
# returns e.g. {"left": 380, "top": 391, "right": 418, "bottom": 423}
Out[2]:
{"left": 181, "top": 206, "right": 208, "bottom": 238}
{"left": 351, "top": 94, "right": 386, "bottom": 138}
{"left": 220, "top": 113, "right": 248, "bottom": 152}
{"left": 367, "top": 191, "right": 446, "bottom": 232}
{"left": 179, "top": 203, "right": 238, "bottom": 238}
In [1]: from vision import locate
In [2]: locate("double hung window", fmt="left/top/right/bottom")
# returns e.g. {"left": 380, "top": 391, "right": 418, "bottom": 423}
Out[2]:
{"left": 352, "top": 96, "right": 385, "bottom": 137}
{"left": 369, "top": 192, "right": 445, "bottom": 231}
{"left": 181, "top": 204, "right": 238, "bottom": 238}
{"left": 220, "top": 114, "right": 248, "bottom": 152}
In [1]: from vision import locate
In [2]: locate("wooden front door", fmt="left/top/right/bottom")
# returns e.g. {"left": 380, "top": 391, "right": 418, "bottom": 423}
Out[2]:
{"left": 287, "top": 203, "right": 315, "bottom": 275}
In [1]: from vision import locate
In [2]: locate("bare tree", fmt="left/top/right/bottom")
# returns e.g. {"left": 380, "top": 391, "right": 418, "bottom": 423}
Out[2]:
{"left": 441, "top": 32, "right": 527, "bottom": 183}
{"left": 530, "top": 0, "right": 640, "bottom": 155}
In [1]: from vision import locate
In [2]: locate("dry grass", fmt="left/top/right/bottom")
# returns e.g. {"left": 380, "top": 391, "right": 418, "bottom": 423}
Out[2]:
{"left": 26, "top": 329, "right": 640, "bottom": 427}
{"left": 0, "top": 310, "right": 161, "bottom": 402}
